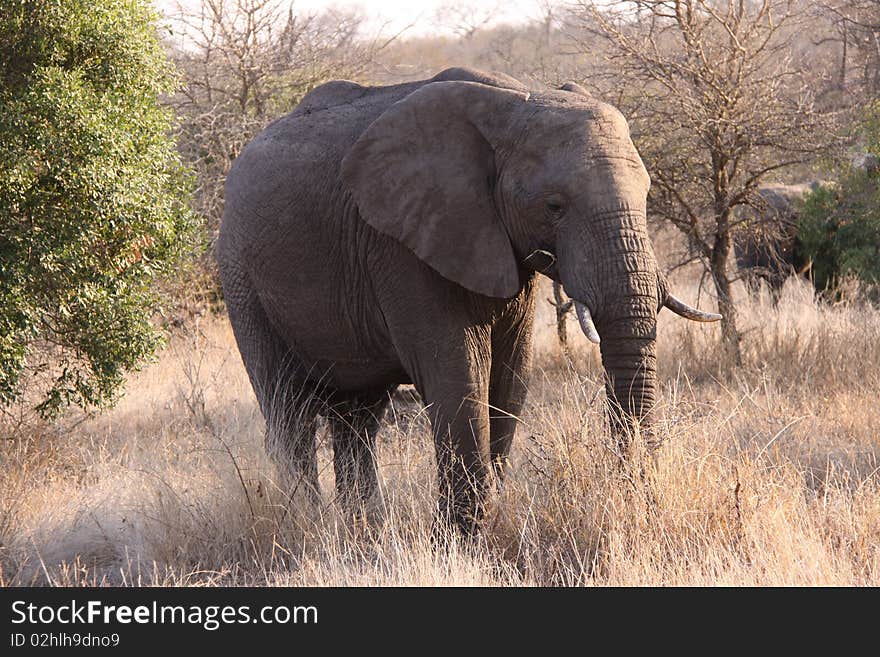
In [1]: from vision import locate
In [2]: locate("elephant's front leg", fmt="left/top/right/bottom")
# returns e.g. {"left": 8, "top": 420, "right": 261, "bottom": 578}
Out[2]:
{"left": 416, "top": 337, "right": 493, "bottom": 537}
{"left": 489, "top": 279, "right": 536, "bottom": 481}
{"left": 428, "top": 386, "right": 492, "bottom": 537}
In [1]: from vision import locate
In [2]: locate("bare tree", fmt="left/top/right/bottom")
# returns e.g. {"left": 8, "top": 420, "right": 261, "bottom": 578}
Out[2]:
{"left": 486, "top": 1, "right": 595, "bottom": 87}
{"left": 374, "top": 2, "right": 592, "bottom": 90}
{"left": 433, "top": 1, "right": 505, "bottom": 41}
{"left": 569, "top": 0, "right": 841, "bottom": 360}
{"left": 818, "top": 1, "right": 880, "bottom": 97}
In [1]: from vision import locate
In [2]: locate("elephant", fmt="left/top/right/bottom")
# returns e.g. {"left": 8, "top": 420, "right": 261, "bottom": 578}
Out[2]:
{"left": 733, "top": 183, "right": 819, "bottom": 302}
{"left": 217, "top": 67, "right": 720, "bottom": 535}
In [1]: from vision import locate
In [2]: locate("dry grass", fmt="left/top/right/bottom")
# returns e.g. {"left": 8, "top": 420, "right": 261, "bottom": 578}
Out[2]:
{"left": 2, "top": 272, "right": 879, "bottom": 586}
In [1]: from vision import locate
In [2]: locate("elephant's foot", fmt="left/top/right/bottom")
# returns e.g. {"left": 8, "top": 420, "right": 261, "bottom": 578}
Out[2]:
{"left": 276, "top": 463, "right": 321, "bottom": 511}
{"left": 431, "top": 490, "right": 488, "bottom": 547}
{"left": 336, "top": 485, "right": 386, "bottom": 540}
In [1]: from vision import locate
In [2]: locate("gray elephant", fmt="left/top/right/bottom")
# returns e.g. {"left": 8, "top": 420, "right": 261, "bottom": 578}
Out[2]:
{"left": 733, "top": 183, "right": 818, "bottom": 301}
{"left": 217, "top": 67, "right": 719, "bottom": 534}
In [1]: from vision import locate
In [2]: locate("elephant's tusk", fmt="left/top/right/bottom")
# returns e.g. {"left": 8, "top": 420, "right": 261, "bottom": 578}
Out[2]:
{"left": 574, "top": 301, "right": 601, "bottom": 344}
{"left": 663, "top": 295, "right": 722, "bottom": 322}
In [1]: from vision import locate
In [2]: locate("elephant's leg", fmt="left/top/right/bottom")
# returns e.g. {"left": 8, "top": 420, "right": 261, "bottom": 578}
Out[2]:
{"left": 413, "top": 343, "right": 492, "bottom": 537}
{"left": 327, "top": 387, "right": 393, "bottom": 512}
{"left": 222, "top": 263, "right": 320, "bottom": 497}
{"left": 488, "top": 290, "right": 535, "bottom": 483}
{"left": 488, "top": 343, "right": 531, "bottom": 483}
{"left": 428, "top": 390, "right": 492, "bottom": 537}
{"left": 264, "top": 365, "right": 321, "bottom": 502}
{"left": 375, "top": 260, "right": 499, "bottom": 537}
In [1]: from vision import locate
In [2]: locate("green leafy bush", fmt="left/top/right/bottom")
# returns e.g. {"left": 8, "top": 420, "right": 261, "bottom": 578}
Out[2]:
{"left": 0, "top": 0, "right": 194, "bottom": 418}
{"left": 799, "top": 110, "right": 880, "bottom": 296}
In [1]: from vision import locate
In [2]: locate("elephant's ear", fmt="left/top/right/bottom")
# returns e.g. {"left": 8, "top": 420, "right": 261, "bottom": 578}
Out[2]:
{"left": 341, "top": 81, "right": 529, "bottom": 298}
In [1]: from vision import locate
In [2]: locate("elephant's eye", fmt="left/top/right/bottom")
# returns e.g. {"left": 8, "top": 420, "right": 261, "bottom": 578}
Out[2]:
{"left": 545, "top": 198, "right": 566, "bottom": 218}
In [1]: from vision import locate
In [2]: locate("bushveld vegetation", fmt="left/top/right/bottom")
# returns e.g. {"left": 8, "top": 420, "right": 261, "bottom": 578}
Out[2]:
{"left": 799, "top": 105, "right": 880, "bottom": 296}
{"left": 1, "top": 0, "right": 879, "bottom": 586}
{"left": 2, "top": 274, "right": 879, "bottom": 585}
{"left": 0, "top": 0, "right": 194, "bottom": 418}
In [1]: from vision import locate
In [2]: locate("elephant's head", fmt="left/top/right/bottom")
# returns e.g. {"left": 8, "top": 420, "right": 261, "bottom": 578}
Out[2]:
{"left": 342, "top": 80, "right": 719, "bottom": 434}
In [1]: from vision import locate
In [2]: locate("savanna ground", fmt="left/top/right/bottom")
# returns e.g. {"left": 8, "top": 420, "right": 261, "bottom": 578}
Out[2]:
{"left": 2, "top": 261, "right": 879, "bottom": 586}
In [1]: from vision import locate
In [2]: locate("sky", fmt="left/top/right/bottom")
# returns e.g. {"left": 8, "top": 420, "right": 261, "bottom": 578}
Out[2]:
{"left": 155, "top": 0, "right": 543, "bottom": 37}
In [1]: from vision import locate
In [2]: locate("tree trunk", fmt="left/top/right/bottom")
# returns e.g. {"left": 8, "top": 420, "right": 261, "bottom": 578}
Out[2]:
{"left": 709, "top": 229, "right": 742, "bottom": 365}
{"left": 552, "top": 280, "right": 573, "bottom": 363}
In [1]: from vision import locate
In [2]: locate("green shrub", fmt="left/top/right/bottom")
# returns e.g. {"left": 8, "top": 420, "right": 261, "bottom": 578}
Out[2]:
{"left": 799, "top": 110, "right": 880, "bottom": 296}
{"left": 0, "top": 0, "right": 195, "bottom": 418}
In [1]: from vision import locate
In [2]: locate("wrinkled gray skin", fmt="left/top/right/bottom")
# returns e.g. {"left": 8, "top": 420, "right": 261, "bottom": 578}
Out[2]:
{"left": 734, "top": 183, "right": 818, "bottom": 302}
{"left": 218, "top": 68, "right": 694, "bottom": 534}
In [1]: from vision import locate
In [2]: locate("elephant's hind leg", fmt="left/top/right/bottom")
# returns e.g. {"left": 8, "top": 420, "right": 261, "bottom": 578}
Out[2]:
{"left": 262, "top": 357, "right": 322, "bottom": 502}
{"left": 327, "top": 387, "right": 394, "bottom": 514}
{"left": 221, "top": 262, "right": 320, "bottom": 499}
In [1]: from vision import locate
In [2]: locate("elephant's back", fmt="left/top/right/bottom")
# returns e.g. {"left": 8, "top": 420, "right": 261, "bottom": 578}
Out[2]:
{"left": 219, "top": 80, "right": 422, "bottom": 257}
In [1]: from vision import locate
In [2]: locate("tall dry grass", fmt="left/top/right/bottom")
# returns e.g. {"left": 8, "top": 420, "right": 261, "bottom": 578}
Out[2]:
{"left": 1, "top": 274, "right": 879, "bottom": 586}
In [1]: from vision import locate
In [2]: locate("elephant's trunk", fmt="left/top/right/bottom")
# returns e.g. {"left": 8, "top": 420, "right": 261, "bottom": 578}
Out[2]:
{"left": 594, "top": 277, "right": 658, "bottom": 435}
{"left": 598, "top": 323, "right": 657, "bottom": 434}
{"left": 560, "top": 204, "right": 660, "bottom": 437}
